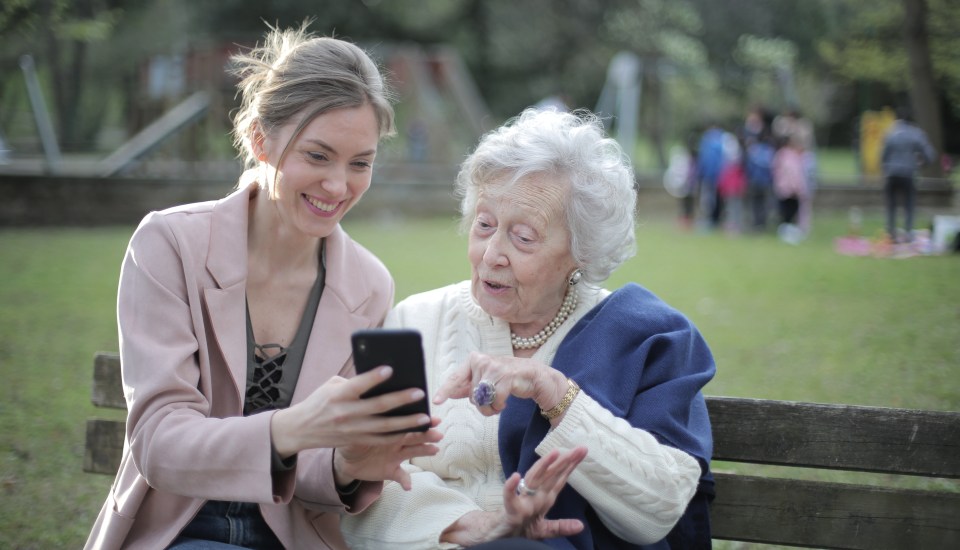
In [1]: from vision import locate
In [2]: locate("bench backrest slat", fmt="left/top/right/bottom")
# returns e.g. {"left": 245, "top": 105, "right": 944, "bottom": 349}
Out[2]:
{"left": 707, "top": 396, "right": 960, "bottom": 478}
{"left": 83, "top": 419, "right": 125, "bottom": 474}
{"left": 711, "top": 472, "right": 960, "bottom": 549}
{"left": 92, "top": 352, "right": 125, "bottom": 409}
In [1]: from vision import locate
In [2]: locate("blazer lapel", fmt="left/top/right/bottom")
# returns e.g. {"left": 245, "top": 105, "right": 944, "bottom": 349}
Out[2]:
{"left": 197, "top": 190, "right": 382, "bottom": 406}
{"left": 293, "top": 226, "right": 374, "bottom": 403}
{"left": 204, "top": 184, "right": 255, "bottom": 404}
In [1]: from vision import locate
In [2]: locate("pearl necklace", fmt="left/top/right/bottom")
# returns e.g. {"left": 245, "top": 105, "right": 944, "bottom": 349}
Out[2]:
{"left": 511, "top": 287, "right": 578, "bottom": 350}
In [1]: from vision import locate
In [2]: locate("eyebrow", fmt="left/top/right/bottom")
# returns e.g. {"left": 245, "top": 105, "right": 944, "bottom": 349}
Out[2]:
{"left": 304, "top": 138, "right": 376, "bottom": 158}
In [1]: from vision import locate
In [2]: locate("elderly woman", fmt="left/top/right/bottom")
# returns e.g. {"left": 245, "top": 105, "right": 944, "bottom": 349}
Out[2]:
{"left": 341, "top": 108, "right": 715, "bottom": 549}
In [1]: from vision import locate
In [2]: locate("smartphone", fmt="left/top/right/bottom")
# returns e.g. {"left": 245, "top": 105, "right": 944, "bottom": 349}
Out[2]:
{"left": 351, "top": 328, "right": 430, "bottom": 432}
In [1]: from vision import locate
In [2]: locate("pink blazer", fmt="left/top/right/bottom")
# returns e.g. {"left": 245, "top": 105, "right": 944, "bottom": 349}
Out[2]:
{"left": 86, "top": 184, "right": 395, "bottom": 549}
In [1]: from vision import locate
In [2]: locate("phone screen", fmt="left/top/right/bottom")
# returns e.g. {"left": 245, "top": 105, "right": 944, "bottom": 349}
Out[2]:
{"left": 351, "top": 328, "right": 430, "bottom": 432}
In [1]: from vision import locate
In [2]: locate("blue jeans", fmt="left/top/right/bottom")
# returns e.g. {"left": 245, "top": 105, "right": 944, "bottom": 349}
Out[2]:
{"left": 168, "top": 500, "right": 283, "bottom": 549}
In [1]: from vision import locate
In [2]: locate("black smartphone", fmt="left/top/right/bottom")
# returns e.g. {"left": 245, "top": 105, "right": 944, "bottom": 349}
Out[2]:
{"left": 351, "top": 328, "right": 430, "bottom": 432}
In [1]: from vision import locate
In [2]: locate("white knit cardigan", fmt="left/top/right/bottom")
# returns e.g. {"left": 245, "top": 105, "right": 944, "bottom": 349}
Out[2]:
{"left": 340, "top": 281, "right": 701, "bottom": 549}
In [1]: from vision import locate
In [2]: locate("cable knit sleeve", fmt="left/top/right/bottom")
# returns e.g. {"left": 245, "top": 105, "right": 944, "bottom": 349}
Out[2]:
{"left": 536, "top": 391, "right": 702, "bottom": 544}
{"left": 339, "top": 464, "right": 481, "bottom": 549}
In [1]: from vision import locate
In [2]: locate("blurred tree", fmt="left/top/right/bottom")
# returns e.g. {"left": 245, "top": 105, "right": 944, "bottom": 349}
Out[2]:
{"left": 818, "top": 0, "right": 959, "bottom": 167}
{"left": 402, "top": 0, "right": 617, "bottom": 120}
{"left": 901, "top": 0, "right": 943, "bottom": 172}
{"left": 733, "top": 34, "right": 799, "bottom": 105}
{"left": 0, "top": 0, "right": 126, "bottom": 150}
{"left": 602, "top": 0, "right": 708, "bottom": 168}
{"left": 3, "top": 0, "right": 956, "bottom": 161}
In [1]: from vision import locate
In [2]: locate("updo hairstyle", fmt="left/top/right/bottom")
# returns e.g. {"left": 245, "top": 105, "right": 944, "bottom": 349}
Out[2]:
{"left": 230, "top": 24, "right": 396, "bottom": 173}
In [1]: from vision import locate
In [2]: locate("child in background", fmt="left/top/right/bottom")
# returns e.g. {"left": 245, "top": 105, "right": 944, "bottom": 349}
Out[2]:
{"left": 717, "top": 151, "right": 746, "bottom": 234}
{"left": 772, "top": 136, "right": 809, "bottom": 244}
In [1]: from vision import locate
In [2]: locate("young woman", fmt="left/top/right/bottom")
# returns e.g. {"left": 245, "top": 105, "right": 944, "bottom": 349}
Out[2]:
{"left": 86, "top": 25, "right": 441, "bottom": 550}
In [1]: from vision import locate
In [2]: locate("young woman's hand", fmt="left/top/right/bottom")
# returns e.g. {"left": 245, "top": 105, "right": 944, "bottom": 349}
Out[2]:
{"left": 333, "top": 417, "right": 442, "bottom": 490}
{"left": 270, "top": 366, "right": 442, "bottom": 481}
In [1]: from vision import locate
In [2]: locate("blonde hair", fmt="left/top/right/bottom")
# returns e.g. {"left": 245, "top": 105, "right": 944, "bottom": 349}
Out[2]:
{"left": 230, "top": 23, "right": 396, "bottom": 172}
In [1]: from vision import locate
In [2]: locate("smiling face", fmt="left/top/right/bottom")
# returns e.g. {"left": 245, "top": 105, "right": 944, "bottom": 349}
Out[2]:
{"left": 467, "top": 174, "right": 579, "bottom": 336}
{"left": 256, "top": 104, "right": 380, "bottom": 239}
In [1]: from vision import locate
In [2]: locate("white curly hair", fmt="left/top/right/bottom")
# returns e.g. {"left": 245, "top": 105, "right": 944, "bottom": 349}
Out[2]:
{"left": 455, "top": 108, "right": 637, "bottom": 285}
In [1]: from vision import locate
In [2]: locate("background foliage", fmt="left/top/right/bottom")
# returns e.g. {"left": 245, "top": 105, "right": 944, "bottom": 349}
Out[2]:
{"left": 2, "top": 0, "right": 959, "bottom": 164}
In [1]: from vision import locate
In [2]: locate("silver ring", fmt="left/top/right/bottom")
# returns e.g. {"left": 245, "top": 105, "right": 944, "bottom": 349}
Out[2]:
{"left": 472, "top": 379, "right": 496, "bottom": 407}
{"left": 516, "top": 477, "right": 537, "bottom": 497}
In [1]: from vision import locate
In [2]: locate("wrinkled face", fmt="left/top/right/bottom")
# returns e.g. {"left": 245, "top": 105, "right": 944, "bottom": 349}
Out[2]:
{"left": 257, "top": 104, "right": 379, "bottom": 239}
{"left": 467, "top": 174, "right": 578, "bottom": 333}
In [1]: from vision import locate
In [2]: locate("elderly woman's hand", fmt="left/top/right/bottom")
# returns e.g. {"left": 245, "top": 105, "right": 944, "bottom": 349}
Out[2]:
{"left": 440, "top": 446, "right": 588, "bottom": 545}
{"left": 434, "top": 352, "right": 571, "bottom": 418}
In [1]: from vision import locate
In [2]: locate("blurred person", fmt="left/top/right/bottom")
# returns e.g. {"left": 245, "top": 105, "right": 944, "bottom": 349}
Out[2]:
{"left": 772, "top": 135, "right": 809, "bottom": 244}
{"left": 717, "top": 132, "right": 746, "bottom": 234}
{"left": 772, "top": 107, "right": 815, "bottom": 153}
{"left": 741, "top": 105, "right": 771, "bottom": 146}
{"left": 341, "top": 108, "right": 716, "bottom": 549}
{"left": 680, "top": 132, "right": 700, "bottom": 229}
{"left": 745, "top": 130, "right": 776, "bottom": 230}
{"left": 697, "top": 122, "right": 726, "bottom": 230}
{"left": 662, "top": 134, "right": 698, "bottom": 230}
{"left": 881, "top": 105, "right": 937, "bottom": 242}
{"left": 773, "top": 107, "right": 817, "bottom": 233}
{"left": 85, "top": 24, "right": 443, "bottom": 550}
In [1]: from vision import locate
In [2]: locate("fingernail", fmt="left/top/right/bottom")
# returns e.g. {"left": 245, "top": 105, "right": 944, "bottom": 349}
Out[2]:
{"left": 418, "top": 415, "right": 430, "bottom": 425}
{"left": 379, "top": 366, "right": 393, "bottom": 378}
{"left": 411, "top": 389, "right": 425, "bottom": 400}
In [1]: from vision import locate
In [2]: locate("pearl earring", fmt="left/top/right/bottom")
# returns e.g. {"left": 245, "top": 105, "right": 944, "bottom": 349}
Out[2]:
{"left": 568, "top": 269, "right": 583, "bottom": 286}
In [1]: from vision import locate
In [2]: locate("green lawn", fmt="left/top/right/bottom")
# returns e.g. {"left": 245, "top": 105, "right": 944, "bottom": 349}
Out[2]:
{"left": 1, "top": 206, "right": 958, "bottom": 548}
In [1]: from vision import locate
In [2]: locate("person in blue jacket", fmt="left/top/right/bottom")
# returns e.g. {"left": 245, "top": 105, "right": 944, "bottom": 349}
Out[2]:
{"left": 881, "top": 106, "right": 937, "bottom": 242}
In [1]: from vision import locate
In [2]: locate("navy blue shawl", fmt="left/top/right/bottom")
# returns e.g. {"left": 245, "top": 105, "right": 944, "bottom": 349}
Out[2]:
{"left": 498, "top": 283, "right": 716, "bottom": 549}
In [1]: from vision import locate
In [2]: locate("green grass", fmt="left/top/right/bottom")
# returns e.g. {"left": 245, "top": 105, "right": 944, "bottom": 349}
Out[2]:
{"left": 2, "top": 207, "right": 958, "bottom": 548}
{"left": 0, "top": 228, "right": 129, "bottom": 549}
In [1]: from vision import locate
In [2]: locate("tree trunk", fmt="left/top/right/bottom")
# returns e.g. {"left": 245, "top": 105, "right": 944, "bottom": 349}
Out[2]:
{"left": 901, "top": 0, "right": 943, "bottom": 176}
{"left": 63, "top": 39, "right": 88, "bottom": 149}
{"left": 642, "top": 57, "right": 668, "bottom": 171}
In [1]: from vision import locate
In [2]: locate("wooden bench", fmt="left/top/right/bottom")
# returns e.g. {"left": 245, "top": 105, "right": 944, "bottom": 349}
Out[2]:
{"left": 85, "top": 351, "right": 960, "bottom": 548}
{"left": 84, "top": 352, "right": 127, "bottom": 476}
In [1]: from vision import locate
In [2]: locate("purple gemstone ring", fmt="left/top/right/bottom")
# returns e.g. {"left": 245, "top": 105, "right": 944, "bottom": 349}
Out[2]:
{"left": 472, "top": 379, "right": 497, "bottom": 407}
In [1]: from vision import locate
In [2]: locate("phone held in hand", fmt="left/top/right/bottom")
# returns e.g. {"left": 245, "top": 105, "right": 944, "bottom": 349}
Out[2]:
{"left": 351, "top": 328, "right": 430, "bottom": 432}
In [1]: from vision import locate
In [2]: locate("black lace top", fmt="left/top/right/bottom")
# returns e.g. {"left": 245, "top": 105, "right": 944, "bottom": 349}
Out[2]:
{"left": 243, "top": 241, "right": 326, "bottom": 416}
